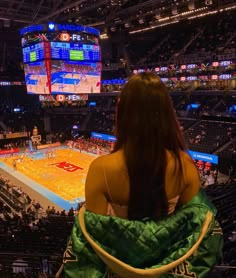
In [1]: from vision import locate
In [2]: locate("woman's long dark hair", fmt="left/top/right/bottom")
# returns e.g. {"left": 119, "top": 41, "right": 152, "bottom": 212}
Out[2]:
{"left": 113, "top": 72, "right": 186, "bottom": 220}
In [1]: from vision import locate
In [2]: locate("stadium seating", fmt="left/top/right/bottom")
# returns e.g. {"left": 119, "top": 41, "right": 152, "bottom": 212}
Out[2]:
{"left": 1, "top": 179, "right": 235, "bottom": 277}
{"left": 204, "top": 182, "right": 236, "bottom": 278}
{"left": 217, "top": 141, "right": 236, "bottom": 176}
{"left": 106, "top": 10, "right": 235, "bottom": 68}
{"left": 0, "top": 176, "right": 74, "bottom": 277}
{"left": 184, "top": 120, "right": 236, "bottom": 153}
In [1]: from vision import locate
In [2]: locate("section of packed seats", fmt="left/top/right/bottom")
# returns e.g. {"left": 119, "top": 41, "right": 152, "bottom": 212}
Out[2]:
{"left": 205, "top": 182, "right": 236, "bottom": 278}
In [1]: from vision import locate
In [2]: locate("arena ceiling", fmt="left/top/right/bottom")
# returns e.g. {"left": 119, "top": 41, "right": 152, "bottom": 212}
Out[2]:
{"left": 0, "top": 0, "right": 235, "bottom": 34}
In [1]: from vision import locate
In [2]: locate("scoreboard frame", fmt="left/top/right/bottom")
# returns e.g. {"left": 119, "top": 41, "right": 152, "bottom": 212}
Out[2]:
{"left": 20, "top": 23, "right": 101, "bottom": 95}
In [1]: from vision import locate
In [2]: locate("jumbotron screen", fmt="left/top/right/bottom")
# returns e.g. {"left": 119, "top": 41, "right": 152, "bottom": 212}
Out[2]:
{"left": 24, "top": 61, "right": 49, "bottom": 94}
{"left": 51, "top": 61, "right": 101, "bottom": 94}
{"left": 24, "top": 60, "right": 101, "bottom": 94}
{"left": 20, "top": 23, "right": 101, "bottom": 95}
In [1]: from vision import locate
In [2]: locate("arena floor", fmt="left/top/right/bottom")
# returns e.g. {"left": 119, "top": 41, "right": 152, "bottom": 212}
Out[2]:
{"left": 0, "top": 147, "right": 96, "bottom": 210}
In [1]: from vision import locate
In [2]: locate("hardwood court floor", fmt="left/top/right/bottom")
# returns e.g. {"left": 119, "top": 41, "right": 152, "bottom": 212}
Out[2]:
{"left": 0, "top": 149, "right": 96, "bottom": 201}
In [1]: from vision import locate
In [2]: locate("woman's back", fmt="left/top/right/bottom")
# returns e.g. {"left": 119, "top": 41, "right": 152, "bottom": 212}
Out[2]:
{"left": 85, "top": 149, "right": 200, "bottom": 218}
{"left": 86, "top": 73, "right": 200, "bottom": 219}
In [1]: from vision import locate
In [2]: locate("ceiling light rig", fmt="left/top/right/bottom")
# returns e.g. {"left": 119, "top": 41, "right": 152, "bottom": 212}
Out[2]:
{"left": 188, "top": 10, "right": 217, "bottom": 20}
{"left": 223, "top": 4, "right": 236, "bottom": 11}
{"left": 57, "top": 1, "right": 236, "bottom": 35}
{"left": 129, "top": 3, "right": 236, "bottom": 35}
{"left": 130, "top": 20, "right": 179, "bottom": 34}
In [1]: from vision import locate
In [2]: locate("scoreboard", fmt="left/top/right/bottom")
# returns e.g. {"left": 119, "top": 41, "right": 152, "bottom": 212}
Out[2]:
{"left": 50, "top": 42, "right": 100, "bottom": 62}
{"left": 23, "top": 42, "right": 100, "bottom": 63}
{"left": 20, "top": 23, "right": 101, "bottom": 95}
{"left": 23, "top": 42, "right": 44, "bottom": 63}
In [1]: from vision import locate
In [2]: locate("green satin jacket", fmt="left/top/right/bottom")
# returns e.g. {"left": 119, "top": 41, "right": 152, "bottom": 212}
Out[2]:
{"left": 60, "top": 190, "right": 223, "bottom": 278}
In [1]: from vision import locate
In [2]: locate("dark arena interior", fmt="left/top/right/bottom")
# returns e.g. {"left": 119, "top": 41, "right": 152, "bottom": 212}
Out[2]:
{"left": 0, "top": 0, "right": 236, "bottom": 277}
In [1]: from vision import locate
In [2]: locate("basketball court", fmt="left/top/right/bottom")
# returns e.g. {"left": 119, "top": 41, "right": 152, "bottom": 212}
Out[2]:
{"left": 0, "top": 147, "right": 97, "bottom": 210}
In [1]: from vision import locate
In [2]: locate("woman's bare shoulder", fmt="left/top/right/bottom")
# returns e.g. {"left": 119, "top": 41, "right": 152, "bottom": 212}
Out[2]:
{"left": 179, "top": 151, "right": 193, "bottom": 162}
{"left": 166, "top": 150, "right": 192, "bottom": 165}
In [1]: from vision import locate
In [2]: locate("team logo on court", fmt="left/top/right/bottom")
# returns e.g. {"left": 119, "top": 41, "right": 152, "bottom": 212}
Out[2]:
{"left": 51, "top": 161, "right": 83, "bottom": 172}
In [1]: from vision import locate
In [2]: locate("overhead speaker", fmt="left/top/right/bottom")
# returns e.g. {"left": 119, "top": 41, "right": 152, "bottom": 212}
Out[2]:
{"left": 155, "top": 10, "right": 161, "bottom": 19}
{"left": 172, "top": 5, "right": 178, "bottom": 15}
{"left": 205, "top": 0, "right": 213, "bottom": 5}
{"left": 188, "top": 0, "right": 195, "bottom": 10}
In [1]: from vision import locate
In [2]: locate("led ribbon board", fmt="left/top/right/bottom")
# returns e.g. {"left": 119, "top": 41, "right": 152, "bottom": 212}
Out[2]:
{"left": 188, "top": 150, "right": 218, "bottom": 164}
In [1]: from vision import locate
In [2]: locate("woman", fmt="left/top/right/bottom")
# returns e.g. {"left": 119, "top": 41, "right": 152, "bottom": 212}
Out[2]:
{"left": 85, "top": 72, "right": 200, "bottom": 219}
{"left": 61, "top": 73, "right": 222, "bottom": 278}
